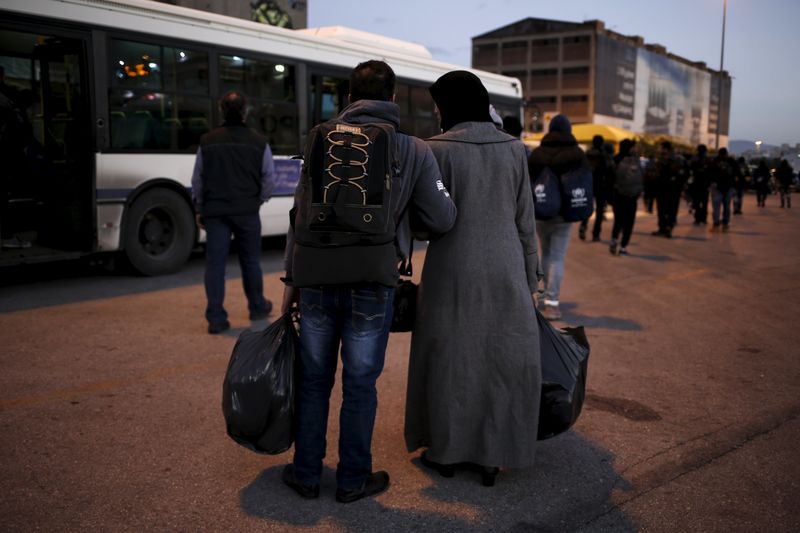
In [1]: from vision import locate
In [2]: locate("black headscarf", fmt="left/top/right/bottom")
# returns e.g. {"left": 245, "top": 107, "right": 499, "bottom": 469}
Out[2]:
{"left": 429, "top": 70, "right": 492, "bottom": 132}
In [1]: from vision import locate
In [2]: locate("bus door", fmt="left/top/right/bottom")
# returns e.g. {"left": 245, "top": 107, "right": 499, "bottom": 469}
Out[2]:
{"left": 308, "top": 71, "right": 348, "bottom": 129}
{"left": 0, "top": 28, "right": 93, "bottom": 259}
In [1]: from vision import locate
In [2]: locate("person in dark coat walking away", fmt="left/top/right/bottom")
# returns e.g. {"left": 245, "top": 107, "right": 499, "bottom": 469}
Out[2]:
{"left": 191, "top": 91, "right": 276, "bottom": 334}
{"left": 609, "top": 139, "right": 644, "bottom": 256}
{"left": 650, "top": 141, "right": 684, "bottom": 238}
{"left": 709, "top": 147, "right": 740, "bottom": 232}
{"left": 733, "top": 156, "right": 750, "bottom": 214}
{"left": 752, "top": 159, "right": 771, "bottom": 207}
{"left": 405, "top": 71, "right": 541, "bottom": 487}
{"left": 689, "top": 144, "right": 712, "bottom": 224}
{"left": 529, "top": 114, "right": 590, "bottom": 320}
{"left": 579, "top": 134, "right": 615, "bottom": 242}
{"left": 281, "top": 60, "right": 457, "bottom": 503}
{"left": 775, "top": 159, "right": 794, "bottom": 208}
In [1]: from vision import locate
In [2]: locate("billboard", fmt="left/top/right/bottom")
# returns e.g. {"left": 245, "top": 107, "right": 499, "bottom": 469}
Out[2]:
{"left": 595, "top": 35, "right": 730, "bottom": 146}
{"left": 595, "top": 35, "right": 637, "bottom": 121}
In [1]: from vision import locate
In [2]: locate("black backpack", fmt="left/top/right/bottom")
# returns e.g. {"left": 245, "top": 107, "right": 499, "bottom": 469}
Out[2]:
{"left": 291, "top": 119, "right": 402, "bottom": 286}
{"left": 615, "top": 155, "right": 644, "bottom": 197}
{"left": 559, "top": 165, "right": 594, "bottom": 222}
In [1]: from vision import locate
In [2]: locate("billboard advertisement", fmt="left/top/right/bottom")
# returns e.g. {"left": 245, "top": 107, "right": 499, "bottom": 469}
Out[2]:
{"left": 595, "top": 36, "right": 730, "bottom": 146}
{"left": 595, "top": 35, "right": 637, "bottom": 121}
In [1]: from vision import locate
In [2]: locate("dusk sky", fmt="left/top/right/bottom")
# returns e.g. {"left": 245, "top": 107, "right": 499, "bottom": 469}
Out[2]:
{"left": 309, "top": 0, "right": 800, "bottom": 146}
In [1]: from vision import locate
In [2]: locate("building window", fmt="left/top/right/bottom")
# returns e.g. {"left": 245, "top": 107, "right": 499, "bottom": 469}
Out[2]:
{"left": 531, "top": 38, "right": 559, "bottom": 63}
{"left": 473, "top": 43, "right": 498, "bottom": 67}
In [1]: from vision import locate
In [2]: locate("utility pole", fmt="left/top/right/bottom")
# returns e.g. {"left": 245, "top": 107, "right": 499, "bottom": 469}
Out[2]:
{"left": 715, "top": 0, "right": 727, "bottom": 150}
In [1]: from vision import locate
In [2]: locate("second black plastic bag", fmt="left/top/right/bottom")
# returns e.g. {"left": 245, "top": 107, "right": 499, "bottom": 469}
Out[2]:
{"left": 536, "top": 308, "right": 590, "bottom": 440}
{"left": 222, "top": 312, "right": 299, "bottom": 454}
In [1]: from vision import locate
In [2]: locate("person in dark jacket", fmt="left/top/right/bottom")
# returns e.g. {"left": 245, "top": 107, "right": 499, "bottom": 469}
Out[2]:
{"left": 689, "top": 144, "right": 712, "bottom": 224}
{"left": 752, "top": 159, "right": 771, "bottom": 207}
{"left": 579, "top": 135, "right": 614, "bottom": 242}
{"left": 650, "top": 141, "right": 684, "bottom": 238}
{"left": 529, "top": 114, "right": 590, "bottom": 320}
{"left": 709, "top": 147, "right": 740, "bottom": 231}
{"left": 191, "top": 91, "right": 275, "bottom": 334}
{"left": 775, "top": 159, "right": 794, "bottom": 208}
{"left": 609, "top": 139, "right": 643, "bottom": 256}
{"left": 280, "top": 60, "right": 457, "bottom": 503}
{"left": 734, "top": 156, "right": 750, "bottom": 214}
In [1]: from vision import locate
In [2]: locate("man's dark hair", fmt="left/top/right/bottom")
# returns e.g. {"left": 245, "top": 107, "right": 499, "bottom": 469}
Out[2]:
{"left": 592, "top": 134, "right": 604, "bottom": 149}
{"left": 502, "top": 115, "right": 523, "bottom": 137}
{"left": 220, "top": 90, "right": 247, "bottom": 123}
{"left": 349, "top": 60, "right": 396, "bottom": 102}
{"left": 660, "top": 141, "right": 673, "bottom": 151}
{"left": 697, "top": 144, "right": 707, "bottom": 155}
{"left": 718, "top": 147, "right": 728, "bottom": 157}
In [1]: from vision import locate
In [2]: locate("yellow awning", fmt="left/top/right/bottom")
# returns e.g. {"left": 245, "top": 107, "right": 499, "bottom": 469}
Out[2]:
{"left": 523, "top": 123, "right": 640, "bottom": 147}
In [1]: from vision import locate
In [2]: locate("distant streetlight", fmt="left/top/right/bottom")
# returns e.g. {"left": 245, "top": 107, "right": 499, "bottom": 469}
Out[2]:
{"left": 755, "top": 140, "right": 762, "bottom": 153}
{"left": 715, "top": 0, "right": 727, "bottom": 150}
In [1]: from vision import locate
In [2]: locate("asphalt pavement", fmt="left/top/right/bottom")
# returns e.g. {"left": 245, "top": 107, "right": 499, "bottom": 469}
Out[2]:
{"left": 1, "top": 194, "right": 798, "bottom": 532}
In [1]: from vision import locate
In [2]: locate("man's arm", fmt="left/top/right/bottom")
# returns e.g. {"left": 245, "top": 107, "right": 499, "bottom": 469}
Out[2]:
{"left": 409, "top": 142, "right": 456, "bottom": 236}
{"left": 191, "top": 147, "right": 204, "bottom": 227}
{"left": 261, "top": 144, "right": 276, "bottom": 202}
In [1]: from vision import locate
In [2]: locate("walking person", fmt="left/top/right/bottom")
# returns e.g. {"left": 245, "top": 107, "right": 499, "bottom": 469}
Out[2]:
{"left": 529, "top": 114, "right": 590, "bottom": 320}
{"left": 609, "top": 139, "right": 644, "bottom": 256}
{"left": 280, "top": 60, "right": 456, "bottom": 502}
{"left": 776, "top": 159, "right": 794, "bottom": 208}
{"left": 405, "top": 70, "right": 541, "bottom": 487}
{"left": 650, "top": 141, "right": 684, "bottom": 238}
{"left": 733, "top": 156, "right": 750, "bottom": 214}
{"left": 191, "top": 91, "right": 275, "bottom": 334}
{"left": 579, "top": 134, "right": 615, "bottom": 242}
{"left": 753, "top": 159, "right": 771, "bottom": 207}
{"left": 689, "top": 144, "right": 712, "bottom": 224}
{"left": 709, "top": 147, "right": 739, "bottom": 232}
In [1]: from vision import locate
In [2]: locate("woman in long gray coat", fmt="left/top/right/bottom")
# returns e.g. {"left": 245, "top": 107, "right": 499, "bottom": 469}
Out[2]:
{"left": 404, "top": 71, "right": 541, "bottom": 486}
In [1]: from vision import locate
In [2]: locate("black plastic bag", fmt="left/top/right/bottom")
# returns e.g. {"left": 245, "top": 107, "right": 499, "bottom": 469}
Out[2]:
{"left": 222, "top": 312, "right": 299, "bottom": 454}
{"left": 536, "top": 308, "right": 590, "bottom": 440}
{"left": 390, "top": 279, "right": 418, "bottom": 332}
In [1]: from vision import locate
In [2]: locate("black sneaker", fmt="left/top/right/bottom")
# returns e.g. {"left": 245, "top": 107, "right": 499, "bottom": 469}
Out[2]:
{"left": 282, "top": 464, "right": 320, "bottom": 499}
{"left": 249, "top": 300, "right": 273, "bottom": 320}
{"left": 208, "top": 320, "right": 230, "bottom": 334}
{"left": 335, "top": 471, "right": 390, "bottom": 503}
{"left": 578, "top": 226, "right": 587, "bottom": 240}
{"left": 609, "top": 240, "right": 618, "bottom": 256}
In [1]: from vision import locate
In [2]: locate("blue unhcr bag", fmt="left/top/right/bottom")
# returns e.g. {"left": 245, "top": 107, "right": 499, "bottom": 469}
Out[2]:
{"left": 533, "top": 166, "right": 562, "bottom": 220}
{"left": 559, "top": 165, "right": 594, "bottom": 222}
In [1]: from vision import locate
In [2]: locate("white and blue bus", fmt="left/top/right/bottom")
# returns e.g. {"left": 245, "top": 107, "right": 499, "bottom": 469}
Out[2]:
{"left": 0, "top": 0, "right": 522, "bottom": 275}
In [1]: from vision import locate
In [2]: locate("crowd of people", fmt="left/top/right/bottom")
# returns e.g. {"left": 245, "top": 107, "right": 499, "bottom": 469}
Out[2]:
{"left": 195, "top": 57, "right": 798, "bottom": 503}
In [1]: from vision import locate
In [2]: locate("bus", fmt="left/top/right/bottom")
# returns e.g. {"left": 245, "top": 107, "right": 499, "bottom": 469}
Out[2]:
{"left": 0, "top": 0, "right": 523, "bottom": 275}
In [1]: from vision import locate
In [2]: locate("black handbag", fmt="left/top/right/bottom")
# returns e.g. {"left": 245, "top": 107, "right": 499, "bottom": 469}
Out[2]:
{"left": 390, "top": 239, "right": 417, "bottom": 332}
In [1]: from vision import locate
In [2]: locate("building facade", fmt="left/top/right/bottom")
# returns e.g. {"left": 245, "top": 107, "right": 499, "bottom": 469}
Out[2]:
{"left": 473, "top": 18, "right": 732, "bottom": 148}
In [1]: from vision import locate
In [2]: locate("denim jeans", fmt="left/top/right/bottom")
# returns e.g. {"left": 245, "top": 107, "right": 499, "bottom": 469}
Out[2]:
{"left": 536, "top": 219, "right": 573, "bottom": 304}
{"left": 203, "top": 213, "right": 267, "bottom": 325}
{"left": 293, "top": 284, "right": 394, "bottom": 490}
{"left": 710, "top": 187, "right": 733, "bottom": 226}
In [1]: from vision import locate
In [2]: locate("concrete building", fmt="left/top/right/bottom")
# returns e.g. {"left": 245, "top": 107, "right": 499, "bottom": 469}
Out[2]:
{"left": 472, "top": 18, "right": 732, "bottom": 148}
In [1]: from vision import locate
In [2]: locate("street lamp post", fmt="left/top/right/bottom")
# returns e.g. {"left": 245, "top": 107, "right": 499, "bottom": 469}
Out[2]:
{"left": 715, "top": 0, "right": 728, "bottom": 150}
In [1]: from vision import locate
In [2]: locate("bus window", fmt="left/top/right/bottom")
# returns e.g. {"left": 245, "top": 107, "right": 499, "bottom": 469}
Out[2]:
{"left": 309, "top": 74, "right": 348, "bottom": 127}
{"left": 410, "top": 85, "right": 438, "bottom": 139}
{"left": 219, "top": 54, "right": 298, "bottom": 154}
{"left": 108, "top": 39, "right": 211, "bottom": 151}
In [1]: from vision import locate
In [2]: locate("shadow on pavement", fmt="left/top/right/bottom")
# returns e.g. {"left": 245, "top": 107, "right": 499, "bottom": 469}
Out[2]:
{"left": 559, "top": 304, "right": 643, "bottom": 331}
{"left": 239, "top": 434, "right": 636, "bottom": 531}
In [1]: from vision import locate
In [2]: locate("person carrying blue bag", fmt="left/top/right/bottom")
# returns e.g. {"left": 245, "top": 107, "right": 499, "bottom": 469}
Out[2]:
{"left": 528, "top": 114, "right": 592, "bottom": 321}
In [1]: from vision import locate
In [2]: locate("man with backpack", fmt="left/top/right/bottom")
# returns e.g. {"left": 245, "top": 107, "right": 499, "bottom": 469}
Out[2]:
{"left": 689, "top": 144, "right": 712, "bottom": 225}
{"left": 528, "top": 114, "right": 592, "bottom": 321}
{"left": 650, "top": 141, "right": 685, "bottom": 238}
{"left": 709, "top": 147, "right": 740, "bottom": 232}
{"left": 280, "top": 60, "right": 457, "bottom": 503}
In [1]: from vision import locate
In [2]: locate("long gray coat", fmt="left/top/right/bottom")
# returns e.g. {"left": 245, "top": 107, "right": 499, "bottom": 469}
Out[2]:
{"left": 404, "top": 122, "right": 542, "bottom": 468}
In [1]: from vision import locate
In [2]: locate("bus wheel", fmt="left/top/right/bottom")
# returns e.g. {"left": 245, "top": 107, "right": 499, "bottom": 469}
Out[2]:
{"left": 123, "top": 188, "right": 194, "bottom": 276}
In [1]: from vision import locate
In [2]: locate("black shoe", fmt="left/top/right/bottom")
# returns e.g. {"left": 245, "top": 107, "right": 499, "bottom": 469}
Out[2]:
{"left": 282, "top": 464, "right": 320, "bottom": 499}
{"left": 480, "top": 466, "right": 500, "bottom": 487}
{"left": 578, "top": 227, "right": 586, "bottom": 241}
{"left": 249, "top": 300, "right": 273, "bottom": 320}
{"left": 208, "top": 320, "right": 230, "bottom": 334}
{"left": 420, "top": 451, "right": 455, "bottom": 477}
{"left": 335, "top": 471, "right": 390, "bottom": 503}
{"left": 591, "top": 235, "right": 601, "bottom": 242}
